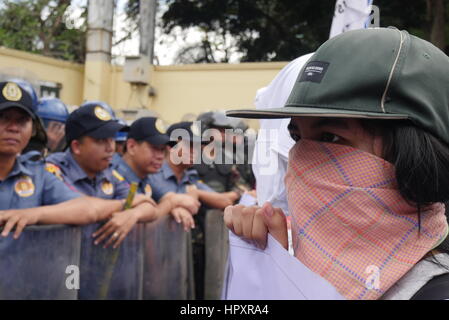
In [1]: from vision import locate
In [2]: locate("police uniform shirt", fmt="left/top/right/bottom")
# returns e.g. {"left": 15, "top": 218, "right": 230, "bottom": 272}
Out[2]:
{"left": 0, "top": 155, "right": 81, "bottom": 210}
{"left": 148, "top": 161, "right": 214, "bottom": 202}
{"left": 111, "top": 152, "right": 122, "bottom": 167}
{"left": 111, "top": 155, "right": 154, "bottom": 198}
{"left": 46, "top": 150, "right": 129, "bottom": 199}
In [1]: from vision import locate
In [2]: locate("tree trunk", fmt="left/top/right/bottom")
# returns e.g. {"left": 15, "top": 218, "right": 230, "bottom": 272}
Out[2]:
{"left": 427, "top": 0, "right": 446, "bottom": 50}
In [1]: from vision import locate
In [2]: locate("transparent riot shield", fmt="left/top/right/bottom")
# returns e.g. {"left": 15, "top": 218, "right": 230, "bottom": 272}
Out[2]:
{"left": 204, "top": 210, "right": 229, "bottom": 300}
{"left": 78, "top": 222, "right": 143, "bottom": 300}
{"left": 142, "top": 215, "right": 195, "bottom": 299}
{"left": 0, "top": 224, "right": 81, "bottom": 300}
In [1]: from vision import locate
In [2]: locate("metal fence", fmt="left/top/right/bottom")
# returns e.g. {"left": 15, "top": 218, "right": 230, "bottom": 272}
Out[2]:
{"left": 0, "top": 210, "right": 228, "bottom": 300}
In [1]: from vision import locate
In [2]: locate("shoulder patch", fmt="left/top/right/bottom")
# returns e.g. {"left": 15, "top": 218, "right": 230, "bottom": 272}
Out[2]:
{"left": 14, "top": 175, "right": 35, "bottom": 197}
{"left": 101, "top": 180, "right": 114, "bottom": 195}
{"left": 112, "top": 169, "right": 125, "bottom": 181}
{"left": 45, "top": 163, "right": 64, "bottom": 181}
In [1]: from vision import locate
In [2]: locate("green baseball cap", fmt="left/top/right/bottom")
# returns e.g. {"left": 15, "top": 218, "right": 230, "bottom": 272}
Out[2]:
{"left": 227, "top": 27, "right": 449, "bottom": 144}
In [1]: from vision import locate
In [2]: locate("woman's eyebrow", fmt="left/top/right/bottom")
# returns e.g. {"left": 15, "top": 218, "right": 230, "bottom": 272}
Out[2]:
{"left": 311, "top": 118, "right": 349, "bottom": 130}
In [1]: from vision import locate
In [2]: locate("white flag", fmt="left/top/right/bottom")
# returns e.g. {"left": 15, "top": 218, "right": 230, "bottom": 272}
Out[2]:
{"left": 329, "top": 0, "right": 373, "bottom": 39}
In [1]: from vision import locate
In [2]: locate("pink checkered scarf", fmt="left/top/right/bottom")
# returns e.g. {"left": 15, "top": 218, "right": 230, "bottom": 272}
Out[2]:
{"left": 285, "top": 140, "right": 448, "bottom": 300}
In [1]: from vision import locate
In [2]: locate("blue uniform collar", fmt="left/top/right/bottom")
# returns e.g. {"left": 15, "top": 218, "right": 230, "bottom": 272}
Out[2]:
{"left": 8, "top": 157, "right": 34, "bottom": 179}
{"left": 161, "top": 162, "right": 176, "bottom": 180}
{"left": 161, "top": 161, "right": 198, "bottom": 185}
{"left": 64, "top": 150, "right": 110, "bottom": 182}
{"left": 115, "top": 156, "right": 144, "bottom": 184}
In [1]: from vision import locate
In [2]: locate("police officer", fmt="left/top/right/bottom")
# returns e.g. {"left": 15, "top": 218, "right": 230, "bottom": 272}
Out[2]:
{"left": 83, "top": 100, "right": 117, "bottom": 119}
{"left": 109, "top": 116, "right": 201, "bottom": 231}
{"left": 4, "top": 79, "right": 48, "bottom": 157}
{"left": 46, "top": 101, "right": 154, "bottom": 247}
{"left": 149, "top": 121, "right": 239, "bottom": 206}
{"left": 149, "top": 121, "right": 240, "bottom": 299}
{"left": 36, "top": 97, "right": 69, "bottom": 153}
{"left": 195, "top": 112, "right": 233, "bottom": 193}
{"left": 228, "top": 117, "right": 256, "bottom": 190}
{"left": 0, "top": 81, "right": 140, "bottom": 239}
{"left": 46, "top": 102, "right": 129, "bottom": 198}
{"left": 195, "top": 111, "right": 254, "bottom": 194}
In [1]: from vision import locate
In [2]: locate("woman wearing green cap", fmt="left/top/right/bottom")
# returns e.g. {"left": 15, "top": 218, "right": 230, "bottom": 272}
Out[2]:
{"left": 224, "top": 27, "right": 449, "bottom": 300}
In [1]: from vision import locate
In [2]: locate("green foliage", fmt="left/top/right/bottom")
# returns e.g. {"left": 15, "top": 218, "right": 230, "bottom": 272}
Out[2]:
{"left": 0, "top": 0, "right": 87, "bottom": 63}
{"left": 161, "top": 0, "right": 335, "bottom": 62}
{"left": 158, "top": 0, "right": 449, "bottom": 63}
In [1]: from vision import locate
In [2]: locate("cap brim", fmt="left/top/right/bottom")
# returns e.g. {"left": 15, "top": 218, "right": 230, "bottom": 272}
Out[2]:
{"left": 144, "top": 134, "right": 170, "bottom": 146}
{"left": 87, "top": 121, "right": 125, "bottom": 139}
{"left": 168, "top": 135, "right": 205, "bottom": 147}
{"left": 226, "top": 106, "right": 410, "bottom": 120}
{"left": 0, "top": 102, "right": 36, "bottom": 119}
{"left": 119, "top": 125, "right": 130, "bottom": 132}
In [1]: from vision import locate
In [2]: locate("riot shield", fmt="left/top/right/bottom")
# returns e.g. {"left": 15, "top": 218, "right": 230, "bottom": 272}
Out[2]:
{"left": 142, "top": 215, "right": 195, "bottom": 299}
{"left": 204, "top": 209, "right": 229, "bottom": 300}
{"left": 78, "top": 222, "right": 144, "bottom": 300}
{"left": 0, "top": 224, "right": 81, "bottom": 300}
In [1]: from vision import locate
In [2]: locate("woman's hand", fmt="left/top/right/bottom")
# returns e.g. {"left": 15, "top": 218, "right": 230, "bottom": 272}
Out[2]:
{"left": 92, "top": 209, "right": 140, "bottom": 249}
{"left": 170, "top": 207, "right": 195, "bottom": 231}
{"left": 224, "top": 202, "right": 288, "bottom": 250}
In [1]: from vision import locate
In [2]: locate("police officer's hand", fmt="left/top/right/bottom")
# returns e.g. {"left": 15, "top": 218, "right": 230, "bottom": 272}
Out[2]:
{"left": 0, "top": 209, "right": 39, "bottom": 239}
{"left": 131, "top": 193, "right": 157, "bottom": 208}
{"left": 162, "top": 192, "right": 201, "bottom": 215}
{"left": 223, "top": 202, "right": 288, "bottom": 250}
{"left": 186, "top": 184, "right": 199, "bottom": 199}
{"left": 170, "top": 207, "right": 195, "bottom": 231}
{"left": 92, "top": 209, "right": 140, "bottom": 249}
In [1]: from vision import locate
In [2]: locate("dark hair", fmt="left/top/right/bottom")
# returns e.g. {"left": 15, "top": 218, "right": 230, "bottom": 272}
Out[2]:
{"left": 361, "top": 119, "right": 449, "bottom": 208}
{"left": 68, "top": 135, "right": 86, "bottom": 151}
{"left": 363, "top": 120, "right": 449, "bottom": 261}
{"left": 362, "top": 120, "right": 449, "bottom": 264}
{"left": 123, "top": 138, "right": 146, "bottom": 154}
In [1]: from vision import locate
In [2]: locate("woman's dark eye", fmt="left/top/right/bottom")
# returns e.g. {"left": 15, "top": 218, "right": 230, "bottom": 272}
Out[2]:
{"left": 320, "top": 132, "right": 340, "bottom": 143}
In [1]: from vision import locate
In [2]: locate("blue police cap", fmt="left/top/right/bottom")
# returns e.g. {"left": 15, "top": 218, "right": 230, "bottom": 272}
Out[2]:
{"left": 5, "top": 78, "right": 39, "bottom": 108}
{"left": 128, "top": 117, "right": 169, "bottom": 146}
{"left": 80, "top": 101, "right": 116, "bottom": 119}
{"left": 37, "top": 97, "right": 69, "bottom": 123}
{"left": 166, "top": 121, "right": 205, "bottom": 147}
{"left": 66, "top": 103, "right": 125, "bottom": 143}
{"left": 0, "top": 81, "right": 36, "bottom": 119}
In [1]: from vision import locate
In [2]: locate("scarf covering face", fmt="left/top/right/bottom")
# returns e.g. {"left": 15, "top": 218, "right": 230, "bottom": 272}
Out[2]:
{"left": 285, "top": 140, "right": 448, "bottom": 300}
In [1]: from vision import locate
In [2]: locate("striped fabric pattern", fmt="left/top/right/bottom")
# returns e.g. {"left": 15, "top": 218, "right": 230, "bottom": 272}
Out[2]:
{"left": 286, "top": 140, "right": 448, "bottom": 300}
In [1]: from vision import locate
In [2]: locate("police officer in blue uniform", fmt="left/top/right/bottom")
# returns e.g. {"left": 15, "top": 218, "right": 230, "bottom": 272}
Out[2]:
{"left": 149, "top": 121, "right": 240, "bottom": 299}
{"left": 149, "top": 121, "right": 217, "bottom": 200}
{"left": 46, "top": 102, "right": 157, "bottom": 246}
{"left": 46, "top": 102, "right": 129, "bottom": 199}
{"left": 0, "top": 82, "right": 136, "bottom": 239}
{"left": 113, "top": 117, "right": 171, "bottom": 195}
{"left": 109, "top": 117, "right": 200, "bottom": 231}
{"left": 44, "top": 102, "right": 159, "bottom": 299}
{"left": 5, "top": 79, "right": 48, "bottom": 158}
